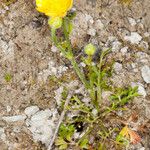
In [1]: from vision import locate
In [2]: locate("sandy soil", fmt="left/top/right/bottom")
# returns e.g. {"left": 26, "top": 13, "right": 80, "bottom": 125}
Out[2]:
{"left": 0, "top": 0, "right": 150, "bottom": 149}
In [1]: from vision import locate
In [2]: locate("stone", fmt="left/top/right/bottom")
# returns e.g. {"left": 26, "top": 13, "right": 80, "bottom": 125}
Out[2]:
{"left": 26, "top": 109, "right": 59, "bottom": 146}
{"left": 24, "top": 106, "right": 39, "bottom": 117}
{"left": 87, "top": 28, "right": 96, "bottom": 36}
{"left": 112, "top": 40, "right": 122, "bottom": 51}
{"left": 128, "top": 17, "right": 137, "bottom": 26}
{"left": 2, "top": 115, "right": 26, "bottom": 122}
{"left": 0, "top": 127, "right": 6, "bottom": 141}
{"left": 94, "top": 19, "right": 104, "bottom": 30}
{"left": 54, "top": 86, "right": 64, "bottom": 106}
{"left": 124, "top": 32, "right": 142, "bottom": 44}
{"left": 51, "top": 45, "right": 58, "bottom": 53}
{"left": 114, "top": 62, "right": 123, "bottom": 73}
{"left": 120, "top": 47, "right": 128, "bottom": 55}
{"left": 141, "top": 65, "right": 150, "bottom": 83}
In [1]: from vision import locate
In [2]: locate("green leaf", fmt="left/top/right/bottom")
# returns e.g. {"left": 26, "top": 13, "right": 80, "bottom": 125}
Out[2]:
{"left": 98, "top": 143, "right": 107, "bottom": 150}
{"left": 109, "top": 86, "right": 139, "bottom": 109}
{"left": 116, "top": 134, "right": 129, "bottom": 146}
{"left": 59, "top": 124, "right": 75, "bottom": 142}
{"left": 4, "top": 73, "right": 12, "bottom": 82}
{"left": 55, "top": 137, "right": 67, "bottom": 146}
{"left": 55, "top": 137, "right": 68, "bottom": 150}
{"left": 79, "top": 138, "right": 89, "bottom": 149}
{"left": 59, "top": 144, "right": 68, "bottom": 150}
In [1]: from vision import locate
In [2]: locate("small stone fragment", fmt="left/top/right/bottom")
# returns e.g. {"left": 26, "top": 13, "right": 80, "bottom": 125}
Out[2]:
{"left": 120, "top": 47, "right": 128, "bottom": 54}
{"left": 124, "top": 32, "right": 142, "bottom": 44}
{"left": 2, "top": 115, "right": 26, "bottom": 122}
{"left": 141, "top": 65, "right": 150, "bottom": 83}
{"left": 26, "top": 109, "right": 59, "bottom": 146}
{"left": 87, "top": 28, "right": 96, "bottom": 36}
{"left": 114, "top": 62, "right": 123, "bottom": 73}
{"left": 94, "top": 19, "right": 104, "bottom": 30}
{"left": 128, "top": 17, "right": 136, "bottom": 26}
{"left": 24, "top": 106, "right": 39, "bottom": 117}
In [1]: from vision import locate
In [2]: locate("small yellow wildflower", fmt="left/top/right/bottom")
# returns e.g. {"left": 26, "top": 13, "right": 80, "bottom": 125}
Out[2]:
{"left": 36, "top": 0, "right": 73, "bottom": 18}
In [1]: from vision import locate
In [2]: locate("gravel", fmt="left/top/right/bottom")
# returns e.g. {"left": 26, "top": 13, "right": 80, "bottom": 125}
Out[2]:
{"left": 141, "top": 65, "right": 150, "bottom": 83}
{"left": 124, "top": 32, "right": 142, "bottom": 44}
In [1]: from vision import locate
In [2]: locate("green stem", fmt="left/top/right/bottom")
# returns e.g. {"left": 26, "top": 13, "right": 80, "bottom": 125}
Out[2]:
{"left": 51, "top": 23, "right": 89, "bottom": 89}
{"left": 62, "top": 18, "right": 89, "bottom": 89}
{"left": 71, "top": 58, "right": 89, "bottom": 89}
{"left": 97, "top": 52, "right": 103, "bottom": 108}
{"left": 51, "top": 28, "right": 66, "bottom": 56}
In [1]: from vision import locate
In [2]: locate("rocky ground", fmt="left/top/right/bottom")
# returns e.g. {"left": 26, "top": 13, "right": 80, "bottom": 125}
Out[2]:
{"left": 0, "top": 0, "right": 150, "bottom": 149}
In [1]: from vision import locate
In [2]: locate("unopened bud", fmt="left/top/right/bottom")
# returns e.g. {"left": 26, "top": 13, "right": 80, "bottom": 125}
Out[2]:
{"left": 48, "top": 17, "right": 62, "bottom": 29}
{"left": 84, "top": 43, "right": 96, "bottom": 56}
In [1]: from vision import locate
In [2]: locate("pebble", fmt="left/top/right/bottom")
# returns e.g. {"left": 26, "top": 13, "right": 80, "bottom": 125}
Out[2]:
{"left": 94, "top": 19, "right": 104, "bottom": 30}
{"left": 112, "top": 40, "right": 122, "bottom": 52}
{"left": 24, "top": 106, "right": 39, "bottom": 117}
{"left": 51, "top": 45, "right": 58, "bottom": 53}
{"left": 26, "top": 109, "right": 59, "bottom": 146}
{"left": 54, "top": 86, "right": 64, "bottom": 106}
{"left": 128, "top": 17, "right": 137, "bottom": 26}
{"left": 0, "top": 127, "right": 6, "bottom": 141}
{"left": 120, "top": 46, "right": 128, "bottom": 55}
{"left": 6, "top": 106, "right": 11, "bottom": 113}
{"left": 141, "top": 65, "right": 150, "bottom": 83}
{"left": 87, "top": 28, "right": 96, "bottom": 36}
{"left": 2, "top": 115, "right": 26, "bottom": 122}
{"left": 124, "top": 32, "right": 142, "bottom": 44}
{"left": 114, "top": 62, "right": 123, "bottom": 73}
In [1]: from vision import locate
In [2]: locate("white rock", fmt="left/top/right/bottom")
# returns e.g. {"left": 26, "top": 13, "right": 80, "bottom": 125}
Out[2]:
{"left": 144, "top": 32, "right": 150, "bottom": 37}
{"left": 92, "top": 109, "right": 98, "bottom": 116}
{"left": 51, "top": 45, "right": 58, "bottom": 53}
{"left": 139, "top": 147, "right": 145, "bottom": 150}
{"left": 141, "top": 65, "right": 150, "bottom": 83}
{"left": 80, "top": 62, "right": 86, "bottom": 67}
{"left": 2, "top": 115, "right": 26, "bottom": 122}
{"left": 54, "top": 86, "right": 64, "bottom": 106}
{"left": 114, "top": 62, "right": 123, "bottom": 73}
{"left": 24, "top": 106, "right": 39, "bottom": 117}
{"left": 112, "top": 40, "right": 122, "bottom": 51}
{"left": 26, "top": 109, "right": 59, "bottom": 146}
{"left": 87, "top": 28, "right": 96, "bottom": 36}
{"left": 95, "top": 19, "right": 104, "bottom": 30}
{"left": 0, "top": 128, "right": 6, "bottom": 141}
{"left": 128, "top": 17, "right": 136, "bottom": 26}
{"left": 85, "top": 14, "right": 94, "bottom": 24}
{"left": 6, "top": 106, "right": 11, "bottom": 112}
{"left": 124, "top": 32, "right": 142, "bottom": 44}
{"left": 120, "top": 47, "right": 128, "bottom": 54}
{"left": 30, "top": 109, "right": 52, "bottom": 122}
{"left": 131, "top": 82, "right": 147, "bottom": 97}
{"left": 73, "top": 132, "right": 80, "bottom": 139}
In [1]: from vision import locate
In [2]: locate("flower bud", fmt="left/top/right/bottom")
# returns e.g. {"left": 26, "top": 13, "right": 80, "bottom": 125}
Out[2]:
{"left": 84, "top": 43, "right": 96, "bottom": 56}
{"left": 48, "top": 17, "right": 62, "bottom": 29}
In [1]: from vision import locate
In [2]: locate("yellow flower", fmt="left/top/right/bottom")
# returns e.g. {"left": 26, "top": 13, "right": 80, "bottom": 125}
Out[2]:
{"left": 36, "top": 0, "right": 73, "bottom": 18}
